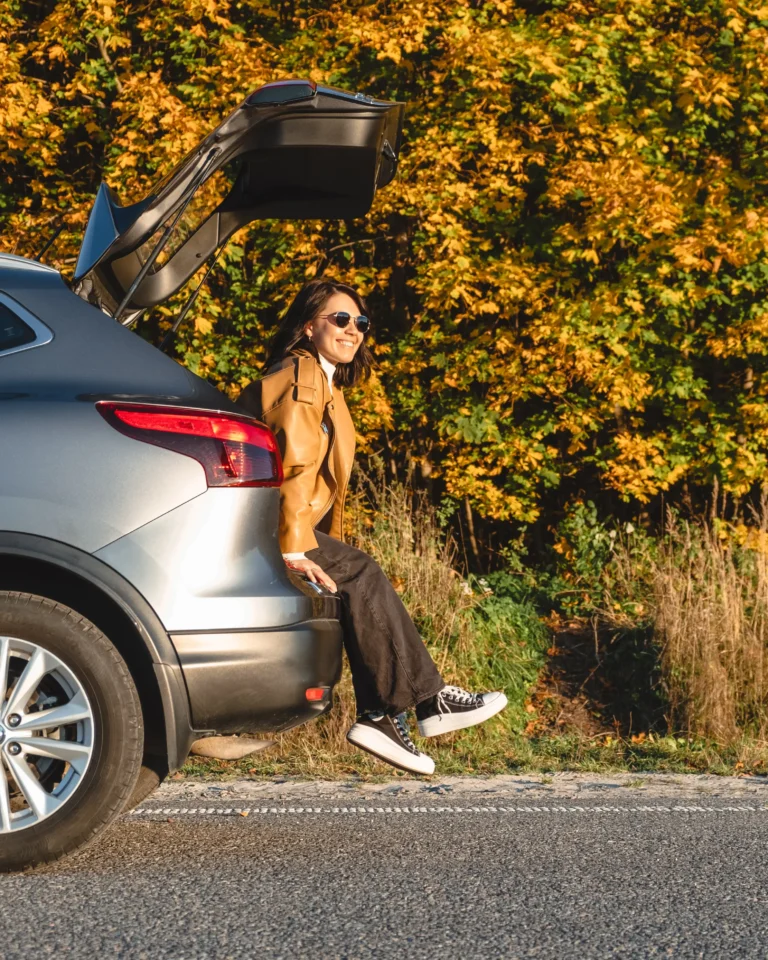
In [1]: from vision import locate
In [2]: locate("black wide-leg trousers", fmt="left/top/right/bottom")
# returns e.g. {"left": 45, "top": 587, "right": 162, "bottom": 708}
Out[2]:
{"left": 305, "top": 531, "right": 445, "bottom": 716}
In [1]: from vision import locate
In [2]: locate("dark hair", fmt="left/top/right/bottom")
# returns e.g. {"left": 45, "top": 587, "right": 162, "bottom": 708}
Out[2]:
{"left": 264, "top": 278, "right": 374, "bottom": 388}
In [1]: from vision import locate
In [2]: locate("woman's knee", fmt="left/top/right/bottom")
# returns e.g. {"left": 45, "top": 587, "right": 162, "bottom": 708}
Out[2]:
{"left": 341, "top": 544, "right": 387, "bottom": 581}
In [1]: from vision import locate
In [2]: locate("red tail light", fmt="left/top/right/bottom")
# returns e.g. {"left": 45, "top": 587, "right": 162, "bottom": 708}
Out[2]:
{"left": 97, "top": 402, "right": 283, "bottom": 488}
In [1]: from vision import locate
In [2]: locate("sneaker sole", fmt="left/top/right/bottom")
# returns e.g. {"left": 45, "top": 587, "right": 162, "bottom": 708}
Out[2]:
{"left": 347, "top": 724, "right": 435, "bottom": 775}
{"left": 417, "top": 691, "right": 508, "bottom": 738}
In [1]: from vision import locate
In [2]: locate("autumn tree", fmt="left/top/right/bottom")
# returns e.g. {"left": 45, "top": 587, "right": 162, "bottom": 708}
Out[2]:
{"left": 3, "top": 0, "right": 768, "bottom": 566}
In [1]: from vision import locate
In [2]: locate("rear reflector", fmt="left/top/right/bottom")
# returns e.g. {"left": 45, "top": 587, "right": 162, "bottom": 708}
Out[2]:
{"left": 305, "top": 688, "right": 326, "bottom": 702}
{"left": 97, "top": 402, "right": 283, "bottom": 488}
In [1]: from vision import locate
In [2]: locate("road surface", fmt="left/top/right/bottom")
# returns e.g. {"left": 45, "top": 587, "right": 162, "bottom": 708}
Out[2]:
{"left": 1, "top": 774, "right": 766, "bottom": 959}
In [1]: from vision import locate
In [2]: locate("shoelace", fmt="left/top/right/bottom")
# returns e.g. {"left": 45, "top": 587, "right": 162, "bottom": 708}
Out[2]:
{"left": 440, "top": 685, "right": 482, "bottom": 708}
{"left": 393, "top": 712, "right": 419, "bottom": 754}
{"left": 365, "top": 711, "right": 420, "bottom": 755}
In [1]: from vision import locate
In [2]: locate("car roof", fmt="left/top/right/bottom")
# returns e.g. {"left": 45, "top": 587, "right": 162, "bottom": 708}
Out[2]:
{"left": 0, "top": 257, "right": 232, "bottom": 411}
{"left": 0, "top": 253, "right": 60, "bottom": 277}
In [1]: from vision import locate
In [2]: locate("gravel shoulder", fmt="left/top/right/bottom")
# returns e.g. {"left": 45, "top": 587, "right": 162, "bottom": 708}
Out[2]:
{"left": 153, "top": 771, "right": 768, "bottom": 805}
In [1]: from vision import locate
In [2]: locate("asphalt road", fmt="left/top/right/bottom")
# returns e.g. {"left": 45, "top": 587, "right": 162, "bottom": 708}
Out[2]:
{"left": 1, "top": 792, "right": 766, "bottom": 959}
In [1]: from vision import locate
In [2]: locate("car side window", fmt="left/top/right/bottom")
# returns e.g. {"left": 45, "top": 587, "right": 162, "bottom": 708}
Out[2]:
{"left": 0, "top": 303, "right": 36, "bottom": 351}
{"left": 0, "top": 293, "right": 54, "bottom": 357}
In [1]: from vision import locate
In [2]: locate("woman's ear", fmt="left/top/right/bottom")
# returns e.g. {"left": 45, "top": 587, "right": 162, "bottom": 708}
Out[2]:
{"left": 304, "top": 324, "right": 313, "bottom": 340}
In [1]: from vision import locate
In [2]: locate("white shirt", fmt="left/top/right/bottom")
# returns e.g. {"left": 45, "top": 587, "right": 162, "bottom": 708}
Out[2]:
{"left": 283, "top": 351, "right": 337, "bottom": 562}
{"left": 318, "top": 352, "right": 336, "bottom": 393}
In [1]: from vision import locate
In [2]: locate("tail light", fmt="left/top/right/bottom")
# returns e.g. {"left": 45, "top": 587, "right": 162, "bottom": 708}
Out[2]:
{"left": 97, "top": 402, "right": 283, "bottom": 487}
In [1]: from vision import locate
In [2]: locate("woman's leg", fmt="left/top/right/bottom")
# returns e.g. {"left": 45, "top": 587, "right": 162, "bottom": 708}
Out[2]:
{"left": 305, "top": 531, "right": 444, "bottom": 717}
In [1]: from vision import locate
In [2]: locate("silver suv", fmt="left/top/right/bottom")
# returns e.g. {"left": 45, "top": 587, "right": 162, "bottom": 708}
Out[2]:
{"left": 0, "top": 80, "right": 403, "bottom": 871}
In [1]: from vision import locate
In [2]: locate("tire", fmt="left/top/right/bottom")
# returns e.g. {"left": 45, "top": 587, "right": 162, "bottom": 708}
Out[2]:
{"left": 126, "top": 760, "right": 167, "bottom": 810}
{"left": 0, "top": 591, "right": 143, "bottom": 872}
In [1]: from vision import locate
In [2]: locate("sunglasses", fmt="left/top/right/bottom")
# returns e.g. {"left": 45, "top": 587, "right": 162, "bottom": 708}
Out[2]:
{"left": 318, "top": 311, "right": 370, "bottom": 334}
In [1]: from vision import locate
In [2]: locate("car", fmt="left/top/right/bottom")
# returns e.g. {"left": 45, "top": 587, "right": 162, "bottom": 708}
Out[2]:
{"left": 0, "top": 79, "right": 404, "bottom": 871}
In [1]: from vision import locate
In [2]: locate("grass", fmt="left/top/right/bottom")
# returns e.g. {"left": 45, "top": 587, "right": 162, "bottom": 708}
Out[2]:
{"left": 601, "top": 495, "right": 768, "bottom": 747}
{"left": 176, "top": 479, "right": 768, "bottom": 783}
{"left": 654, "top": 510, "right": 768, "bottom": 743}
{"left": 181, "top": 732, "right": 768, "bottom": 780}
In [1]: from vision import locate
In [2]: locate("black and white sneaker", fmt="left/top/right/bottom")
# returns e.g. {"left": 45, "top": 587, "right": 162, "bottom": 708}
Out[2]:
{"left": 416, "top": 685, "right": 508, "bottom": 737}
{"left": 347, "top": 712, "right": 435, "bottom": 775}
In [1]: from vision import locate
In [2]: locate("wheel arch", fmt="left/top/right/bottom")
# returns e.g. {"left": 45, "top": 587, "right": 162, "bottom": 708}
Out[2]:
{"left": 0, "top": 532, "right": 196, "bottom": 772}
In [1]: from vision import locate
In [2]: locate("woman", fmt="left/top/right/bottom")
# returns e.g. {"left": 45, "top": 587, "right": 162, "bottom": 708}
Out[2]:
{"left": 238, "top": 279, "right": 507, "bottom": 774}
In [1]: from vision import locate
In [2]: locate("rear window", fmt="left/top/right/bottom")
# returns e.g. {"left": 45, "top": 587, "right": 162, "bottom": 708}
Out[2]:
{"left": 0, "top": 303, "right": 36, "bottom": 352}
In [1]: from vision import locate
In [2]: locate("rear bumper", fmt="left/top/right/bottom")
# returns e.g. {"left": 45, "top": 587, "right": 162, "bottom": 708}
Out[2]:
{"left": 172, "top": 618, "right": 343, "bottom": 735}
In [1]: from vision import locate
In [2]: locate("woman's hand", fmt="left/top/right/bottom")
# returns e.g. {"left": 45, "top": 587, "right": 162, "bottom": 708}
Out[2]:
{"left": 284, "top": 557, "right": 338, "bottom": 593}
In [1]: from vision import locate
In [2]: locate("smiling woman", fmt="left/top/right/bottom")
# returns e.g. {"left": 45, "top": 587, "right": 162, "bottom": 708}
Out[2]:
{"left": 237, "top": 279, "right": 508, "bottom": 775}
{"left": 239, "top": 280, "right": 374, "bottom": 558}
{"left": 313, "top": 302, "right": 370, "bottom": 361}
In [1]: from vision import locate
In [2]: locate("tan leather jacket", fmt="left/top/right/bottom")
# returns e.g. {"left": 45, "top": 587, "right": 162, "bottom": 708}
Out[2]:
{"left": 237, "top": 347, "right": 356, "bottom": 554}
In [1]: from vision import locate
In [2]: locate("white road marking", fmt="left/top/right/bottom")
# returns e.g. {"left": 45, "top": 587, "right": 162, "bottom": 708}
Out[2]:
{"left": 129, "top": 803, "right": 765, "bottom": 817}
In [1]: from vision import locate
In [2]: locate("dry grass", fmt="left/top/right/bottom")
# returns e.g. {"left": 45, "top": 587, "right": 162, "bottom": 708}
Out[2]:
{"left": 653, "top": 507, "right": 768, "bottom": 743}
{"left": 177, "top": 482, "right": 768, "bottom": 779}
{"left": 181, "top": 481, "right": 768, "bottom": 780}
{"left": 605, "top": 496, "right": 768, "bottom": 746}
{"left": 346, "top": 465, "right": 479, "bottom": 667}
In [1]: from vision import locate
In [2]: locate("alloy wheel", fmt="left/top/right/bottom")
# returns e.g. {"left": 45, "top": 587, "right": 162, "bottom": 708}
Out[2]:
{"left": 0, "top": 635, "right": 94, "bottom": 833}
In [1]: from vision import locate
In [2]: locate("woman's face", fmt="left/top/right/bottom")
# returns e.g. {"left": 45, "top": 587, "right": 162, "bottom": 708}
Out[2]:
{"left": 304, "top": 292, "right": 365, "bottom": 366}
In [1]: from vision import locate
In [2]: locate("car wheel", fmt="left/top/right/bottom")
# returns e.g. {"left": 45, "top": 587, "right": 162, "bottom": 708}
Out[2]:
{"left": 0, "top": 591, "right": 143, "bottom": 872}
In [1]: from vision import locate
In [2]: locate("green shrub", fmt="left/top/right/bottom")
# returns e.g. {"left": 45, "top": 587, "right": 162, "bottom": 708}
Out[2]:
{"left": 466, "top": 574, "right": 550, "bottom": 733}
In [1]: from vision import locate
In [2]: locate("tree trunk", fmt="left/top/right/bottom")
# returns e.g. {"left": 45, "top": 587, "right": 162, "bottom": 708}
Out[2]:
{"left": 464, "top": 497, "right": 483, "bottom": 574}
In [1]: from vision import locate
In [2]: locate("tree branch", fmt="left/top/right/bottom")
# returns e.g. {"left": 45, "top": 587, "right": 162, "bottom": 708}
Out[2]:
{"left": 95, "top": 34, "right": 124, "bottom": 94}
